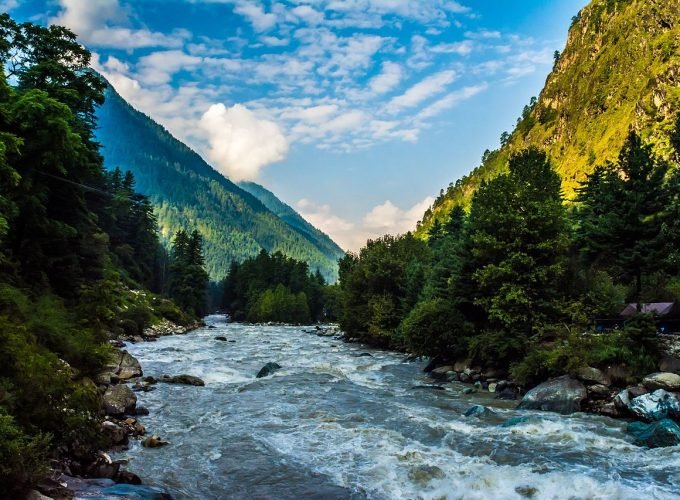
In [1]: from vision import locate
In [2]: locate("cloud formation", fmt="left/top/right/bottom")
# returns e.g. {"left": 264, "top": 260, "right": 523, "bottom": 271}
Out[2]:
{"left": 297, "top": 196, "right": 435, "bottom": 251}
{"left": 199, "top": 104, "right": 289, "bottom": 181}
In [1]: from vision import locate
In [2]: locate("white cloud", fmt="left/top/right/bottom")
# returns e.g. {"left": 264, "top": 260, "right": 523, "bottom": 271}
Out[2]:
{"left": 369, "top": 61, "right": 403, "bottom": 94}
{"left": 414, "top": 82, "right": 488, "bottom": 121}
{"left": 291, "top": 5, "right": 325, "bottom": 25}
{"left": 297, "top": 196, "right": 434, "bottom": 251}
{"left": 137, "top": 50, "right": 203, "bottom": 85}
{"left": 199, "top": 103, "right": 289, "bottom": 181}
{"left": 234, "top": 1, "right": 277, "bottom": 32}
{"left": 1, "top": 0, "right": 19, "bottom": 11}
{"left": 51, "top": 0, "right": 187, "bottom": 49}
{"left": 386, "top": 70, "right": 456, "bottom": 114}
{"left": 430, "top": 40, "right": 474, "bottom": 55}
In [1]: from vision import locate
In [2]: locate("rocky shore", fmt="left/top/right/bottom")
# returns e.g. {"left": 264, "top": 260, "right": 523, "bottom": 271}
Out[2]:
{"left": 418, "top": 336, "right": 680, "bottom": 448}
{"left": 26, "top": 318, "right": 204, "bottom": 500}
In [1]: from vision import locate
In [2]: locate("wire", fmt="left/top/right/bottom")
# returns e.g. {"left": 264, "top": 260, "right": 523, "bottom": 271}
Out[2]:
{"left": 34, "top": 169, "right": 146, "bottom": 204}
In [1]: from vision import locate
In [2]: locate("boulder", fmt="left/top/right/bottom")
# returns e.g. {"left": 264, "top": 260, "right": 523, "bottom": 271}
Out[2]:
{"left": 500, "top": 416, "right": 530, "bottom": 428}
{"left": 103, "top": 385, "right": 137, "bottom": 417}
{"left": 142, "top": 435, "right": 169, "bottom": 448}
{"left": 627, "top": 419, "right": 680, "bottom": 448}
{"left": 495, "top": 387, "right": 518, "bottom": 400}
{"left": 134, "top": 406, "right": 150, "bottom": 416}
{"left": 587, "top": 384, "right": 611, "bottom": 398}
{"left": 116, "top": 470, "right": 142, "bottom": 485}
{"left": 458, "top": 372, "right": 471, "bottom": 383}
{"left": 215, "top": 336, "right": 227, "bottom": 341}
{"left": 488, "top": 383, "right": 497, "bottom": 393}
{"left": 101, "top": 421, "right": 128, "bottom": 445}
{"left": 628, "top": 389, "right": 680, "bottom": 422}
{"left": 462, "top": 387, "right": 476, "bottom": 395}
{"left": 642, "top": 372, "right": 680, "bottom": 392}
{"left": 576, "top": 367, "right": 611, "bottom": 386}
{"left": 445, "top": 371, "right": 458, "bottom": 382}
{"left": 430, "top": 365, "right": 454, "bottom": 380}
{"left": 517, "top": 375, "right": 587, "bottom": 414}
{"left": 659, "top": 356, "right": 680, "bottom": 374}
{"left": 160, "top": 374, "right": 205, "bottom": 386}
{"left": 408, "top": 465, "right": 445, "bottom": 485}
{"left": 464, "top": 405, "right": 495, "bottom": 417}
{"left": 256, "top": 362, "right": 282, "bottom": 378}
{"left": 116, "top": 351, "right": 143, "bottom": 380}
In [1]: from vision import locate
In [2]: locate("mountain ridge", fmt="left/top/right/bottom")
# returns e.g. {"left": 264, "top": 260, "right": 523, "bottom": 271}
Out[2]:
{"left": 418, "top": 0, "right": 680, "bottom": 236}
{"left": 95, "top": 84, "right": 343, "bottom": 281}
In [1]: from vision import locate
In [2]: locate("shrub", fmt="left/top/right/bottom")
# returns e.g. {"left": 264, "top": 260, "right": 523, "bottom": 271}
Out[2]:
{"left": 399, "top": 299, "right": 467, "bottom": 358}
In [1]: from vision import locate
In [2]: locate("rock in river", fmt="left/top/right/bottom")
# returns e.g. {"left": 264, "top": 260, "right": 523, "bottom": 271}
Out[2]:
{"left": 642, "top": 372, "right": 680, "bottom": 392}
{"left": 215, "top": 336, "right": 227, "bottom": 341}
{"left": 256, "top": 362, "right": 282, "bottom": 378}
{"left": 464, "top": 405, "right": 495, "bottom": 417}
{"left": 103, "top": 384, "right": 137, "bottom": 417}
{"left": 627, "top": 419, "right": 680, "bottom": 448}
{"left": 160, "top": 374, "right": 205, "bottom": 386}
{"left": 143, "top": 435, "right": 170, "bottom": 448}
{"left": 517, "top": 375, "right": 587, "bottom": 414}
{"left": 627, "top": 389, "right": 680, "bottom": 422}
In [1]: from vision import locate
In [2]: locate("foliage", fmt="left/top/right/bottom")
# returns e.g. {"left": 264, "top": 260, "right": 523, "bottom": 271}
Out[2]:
{"left": 417, "top": 0, "right": 680, "bottom": 236}
{"left": 222, "top": 249, "right": 330, "bottom": 324}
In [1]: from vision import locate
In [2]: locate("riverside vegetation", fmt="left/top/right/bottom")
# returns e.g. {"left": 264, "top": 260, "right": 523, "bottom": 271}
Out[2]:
{"left": 338, "top": 131, "right": 680, "bottom": 387}
{"left": 0, "top": 15, "right": 210, "bottom": 496}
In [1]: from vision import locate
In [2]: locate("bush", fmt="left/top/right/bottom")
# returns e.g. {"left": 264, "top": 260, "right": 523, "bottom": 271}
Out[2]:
{"left": 399, "top": 299, "right": 467, "bottom": 358}
{"left": 0, "top": 410, "right": 50, "bottom": 497}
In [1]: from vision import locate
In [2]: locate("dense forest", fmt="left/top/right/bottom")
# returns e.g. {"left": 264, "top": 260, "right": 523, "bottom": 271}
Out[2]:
{"left": 339, "top": 127, "right": 680, "bottom": 386}
{"left": 0, "top": 15, "right": 209, "bottom": 494}
{"left": 221, "top": 250, "right": 340, "bottom": 324}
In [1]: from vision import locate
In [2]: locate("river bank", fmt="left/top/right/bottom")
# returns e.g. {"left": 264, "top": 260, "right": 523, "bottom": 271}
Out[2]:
{"left": 26, "top": 319, "right": 204, "bottom": 500}
{"left": 99, "top": 316, "right": 678, "bottom": 499}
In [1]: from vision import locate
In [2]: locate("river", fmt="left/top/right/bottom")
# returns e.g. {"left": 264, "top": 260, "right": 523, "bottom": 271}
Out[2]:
{"left": 115, "top": 315, "right": 680, "bottom": 499}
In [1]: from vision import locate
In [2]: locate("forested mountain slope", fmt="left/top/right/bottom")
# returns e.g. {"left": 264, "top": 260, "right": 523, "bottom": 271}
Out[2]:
{"left": 418, "top": 0, "right": 680, "bottom": 235}
{"left": 95, "top": 85, "right": 343, "bottom": 280}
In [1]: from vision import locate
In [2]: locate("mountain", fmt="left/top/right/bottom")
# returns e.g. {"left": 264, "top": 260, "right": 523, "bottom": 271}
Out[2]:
{"left": 237, "top": 181, "right": 345, "bottom": 262}
{"left": 95, "top": 85, "right": 344, "bottom": 281}
{"left": 418, "top": 0, "right": 680, "bottom": 236}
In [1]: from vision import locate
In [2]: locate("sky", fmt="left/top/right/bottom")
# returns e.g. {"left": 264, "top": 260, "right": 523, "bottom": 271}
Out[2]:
{"left": 6, "top": 0, "right": 588, "bottom": 251}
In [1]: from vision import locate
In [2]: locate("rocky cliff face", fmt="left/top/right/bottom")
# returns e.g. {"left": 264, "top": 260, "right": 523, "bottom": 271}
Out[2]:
{"left": 419, "top": 0, "right": 680, "bottom": 235}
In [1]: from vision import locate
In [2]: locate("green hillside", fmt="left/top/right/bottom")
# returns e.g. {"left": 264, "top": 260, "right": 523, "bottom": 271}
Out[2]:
{"left": 418, "top": 0, "right": 680, "bottom": 236}
{"left": 238, "top": 181, "right": 345, "bottom": 260}
{"left": 95, "top": 85, "right": 343, "bottom": 281}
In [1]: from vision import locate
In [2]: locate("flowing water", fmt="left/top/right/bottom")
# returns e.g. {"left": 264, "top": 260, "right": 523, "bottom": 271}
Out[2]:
{"left": 116, "top": 315, "right": 680, "bottom": 499}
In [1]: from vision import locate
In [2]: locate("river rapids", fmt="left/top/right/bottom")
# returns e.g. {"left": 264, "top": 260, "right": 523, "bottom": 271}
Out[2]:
{"left": 114, "top": 315, "right": 680, "bottom": 499}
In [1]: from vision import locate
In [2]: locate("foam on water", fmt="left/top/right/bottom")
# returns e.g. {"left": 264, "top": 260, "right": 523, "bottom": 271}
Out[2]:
{"left": 118, "top": 317, "right": 680, "bottom": 500}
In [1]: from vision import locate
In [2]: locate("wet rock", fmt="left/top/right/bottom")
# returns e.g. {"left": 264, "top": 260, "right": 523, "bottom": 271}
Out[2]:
{"left": 103, "top": 385, "right": 137, "bottom": 417}
{"left": 102, "top": 421, "right": 128, "bottom": 445}
{"left": 430, "top": 365, "right": 454, "bottom": 380}
{"left": 408, "top": 465, "right": 445, "bottom": 485}
{"left": 642, "top": 372, "right": 680, "bottom": 391}
{"left": 256, "top": 362, "right": 282, "bottom": 378}
{"left": 458, "top": 372, "right": 471, "bottom": 383}
{"left": 464, "top": 405, "right": 495, "bottom": 417}
{"left": 116, "top": 351, "right": 143, "bottom": 380}
{"left": 412, "top": 384, "right": 446, "bottom": 391}
{"left": 445, "top": 371, "right": 458, "bottom": 382}
{"left": 134, "top": 406, "right": 150, "bottom": 416}
{"left": 517, "top": 375, "right": 587, "bottom": 414}
{"left": 515, "top": 486, "right": 539, "bottom": 498}
{"left": 160, "top": 374, "right": 205, "bottom": 386}
{"left": 101, "top": 484, "right": 172, "bottom": 499}
{"left": 576, "top": 366, "right": 610, "bottom": 386}
{"left": 462, "top": 387, "right": 476, "bottom": 395}
{"left": 142, "top": 435, "right": 169, "bottom": 448}
{"left": 500, "top": 416, "right": 530, "bottom": 427}
{"left": 116, "top": 470, "right": 142, "bottom": 485}
{"left": 88, "top": 462, "right": 120, "bottom": 480}
{"left": 355, "top": 352, "right": 373, "bottom": 358}
{"left": 628, "top": 389, "right": 680, "bottom": 422}
{"left": 628, "top": 419, "right": 680, "bottom": 448}
{"left": 495, "top": 387, "right": 518, "bottom": 400}
{"left": 614, "top": 389, "right": 631, "bottom": 414}
{"left": 423, "top": 357, "right": 442, "bottom": 373}
{"left": 142, "top": 376, "right": 157, "bottom": 385}
{"left": 659, "top": 356, "right": 680, "bottom": 374}
{"left": 488, "top": 383, "right": 497, "bottom": 393}
{"left": 215, "top": 336, "right": 227, "bottom": 341}
{"left": 587, "top": 384, "right": 611, "bottom": 398}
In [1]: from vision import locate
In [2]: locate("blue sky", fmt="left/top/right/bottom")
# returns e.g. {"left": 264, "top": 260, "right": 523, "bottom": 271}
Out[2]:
{"left": 7, "top": 0, "right": 587, "bottom": 250}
